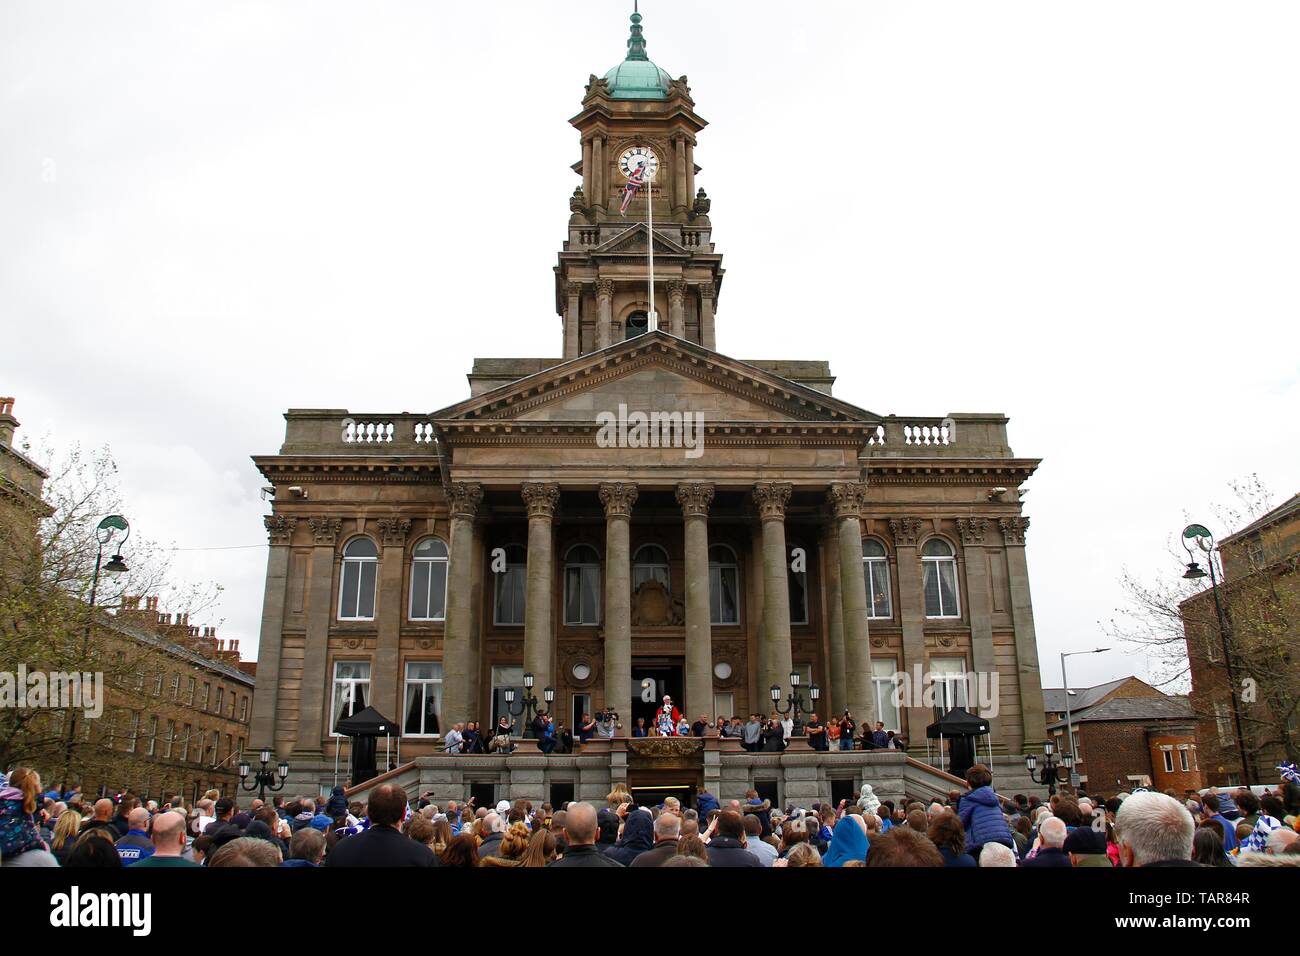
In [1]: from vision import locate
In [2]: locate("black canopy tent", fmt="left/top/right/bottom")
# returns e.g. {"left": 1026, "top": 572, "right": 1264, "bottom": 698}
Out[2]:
{"left": 333, "top": 706, "right": 399, "bottom": 787}
{"left": 925, "top": 707, "right": 993, "bottom": 779}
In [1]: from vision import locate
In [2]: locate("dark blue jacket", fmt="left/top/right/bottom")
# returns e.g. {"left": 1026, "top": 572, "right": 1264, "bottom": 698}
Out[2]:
{"left": 958, "top": 785, "right": 1014, "bottom": 852}
{"left": 696, "top": 792, "right": 720, "bottom": 817}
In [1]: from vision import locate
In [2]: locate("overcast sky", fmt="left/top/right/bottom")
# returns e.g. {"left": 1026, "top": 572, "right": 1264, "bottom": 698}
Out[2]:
{"left": 3, "top": 1, "right": 1296, "bottom": 690}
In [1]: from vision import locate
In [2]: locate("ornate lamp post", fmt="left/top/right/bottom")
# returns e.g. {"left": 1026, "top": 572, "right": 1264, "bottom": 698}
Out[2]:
{"left": 1025, "top": 741, "right": 1073, "bottom": 796}
{"left": 771, "top": 670, "right": 819, "bottom": 736}
{"left": 505, "top": 673, "right": 541, "bottom": 737}
{"left": 1181, "top": 523, "right": 1253, "bottom": 784}
{"left": 238, "top": 748, "right": 290, "bottom": 802}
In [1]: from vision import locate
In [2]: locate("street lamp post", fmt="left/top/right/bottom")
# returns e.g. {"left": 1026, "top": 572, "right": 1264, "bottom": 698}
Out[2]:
{"left": 62, "top": 515, "right": 131, "bottom": 794}
{"left": 505, "top": 673, "right": 554, "bottom": 738}
{"left": 1060, "top": 647, "right": 1109, "bottom": 787}
{"left": 238, "top": 748, "right": 290, "bottom": 803}
{"left": 1025, "top": 742, "right": 1073, "bottom": 797}
{"left": 771, "top": 670, "right": 819, "bottom": 737}
{"left": 1182, "top": 523, "right": 1253, "bottom": 785}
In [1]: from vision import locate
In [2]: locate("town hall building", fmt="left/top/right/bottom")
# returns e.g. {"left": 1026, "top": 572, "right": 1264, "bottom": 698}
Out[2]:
{"left": 250, "top": 9, "right": 1048, "bottom": 807}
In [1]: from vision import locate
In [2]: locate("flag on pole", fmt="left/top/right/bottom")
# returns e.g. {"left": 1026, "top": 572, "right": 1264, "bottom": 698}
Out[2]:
{"left": 619, "top": 162, "right": 648, "bottom": 216}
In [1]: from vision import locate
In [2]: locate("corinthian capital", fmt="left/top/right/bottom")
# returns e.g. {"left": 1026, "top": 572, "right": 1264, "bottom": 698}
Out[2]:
{"left": 307, "top": 516, "right": 343, "bottom": 546}
{"left": 675, "top": 481, "right": 714, "bottom": 519}
{"left": 888, "top": 517, "right": 924, "bottom": 548}
{"left": 595, "top": 278, "right": 616, "bottom": 299}
{"left": 752, "top": 481, "right": 793, "bottom": 521}
{"left": 826, "top": 481, "right": 867, "bottom": 519}
{"left": 999, "top": 516, "right": 1030, "bottom": 546}
{"left": 264, "top": 514, "right": 298, "bottom": 546}
{"left": 957, "top": 517, "right": 990, "bottom": 546}
{"left": 376, "top": 516, "right": 412, "bottom": 547}
{"left": 447, "top": 482, "right": 484, "bottom": 521}
{"left": 667, "top": 279, "right": 688, "bottom": 302}
{"left": 521, "top": 482, "right": 561, "bottom": 519}
{"left": 598, "top": 481, "right": 639, "bottom": 519}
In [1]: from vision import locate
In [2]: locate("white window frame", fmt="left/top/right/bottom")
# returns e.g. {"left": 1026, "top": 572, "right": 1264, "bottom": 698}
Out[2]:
{"left": 1162, "top": 749, "right": 1174, "bottom": 773}
{"left": 921, "top": 538, "right": 961, "bottom": 619}
{"left": 126, "top": 711, "right": 140, "bottom": 753}
{"left": 164, "top": 720, "right": 175, "bottom": 759}
{"left": 146, "top": 715, "right": 158, "bottom": 756}
{"left": 1179, "top": 749, "right": 1189, "bottom": 772}
{"left": 632, "top": 544, "right": 671, "bottom": 590}
{"left": 708, "top": 545, "right": 740, "bottom": 626}
{"left": 493, "top": 544, "right": 528, "bottom": 626}
{"left": 930, "top": 657, "right": 969, "bottom": 714}
{"left": 331, "top": 660, "right": 372, "bottom": 737}
{"left": 862, "top": 539, "right": 893, "bottom": 619}
{"left": 409, "top": 537, "right": 449, "bottom": 622}
{"left": 170, "top": 674, "right": 180, "bottom": 700}
{"left": 403, "top": 662, "right": 444, "bottom": 738}
{"left": 872, "top": 658, "right": 901, "bottom": 731}
{"left": 563, "top": 544, "right": 602, "bottom": 626}
{"left": 338, "top": 537, "right": 379, "bottom": 621}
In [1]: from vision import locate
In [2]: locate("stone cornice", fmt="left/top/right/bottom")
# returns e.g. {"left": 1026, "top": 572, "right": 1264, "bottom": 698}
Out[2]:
{"left": 865, "top": 460, "right": 1040, "bottom": 485}
{"left": 254, "top": 457, "right": 443, "bottom": 484}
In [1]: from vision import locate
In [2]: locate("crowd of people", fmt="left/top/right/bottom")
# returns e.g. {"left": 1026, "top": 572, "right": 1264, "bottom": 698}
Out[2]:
{"left": 3, "top": 761, "right": 1298, "bottom": 868}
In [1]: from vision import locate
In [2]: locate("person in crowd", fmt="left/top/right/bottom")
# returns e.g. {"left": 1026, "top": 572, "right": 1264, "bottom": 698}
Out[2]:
{"left": 929, "top": 812, "right": 976, "bottom": 867}
{"left": 691, "top": 714, "right": 709, "bottom": 737}
{"left": 50, "top": 809, "right": 83, "bottom": 866}
{"left": 489, "top": 715, "right": 515, "bottom": 753}
{"left": 278, "top": 827, "right": 326, "bottom": 867}
{"left": 675, "top": 833, "right": 710, "bottom": 863}
{"left": 806, "top": 713, "right": 827, "bottom": 752}
{"left": 535, "top": 711, "right": 557, "bottom": 754}
{"left": 81, "top": 798, "right": 117, "bottom": 836}
{"left": 605, "top": 806, "right": 654, "bottom": 866}
{"left": 864, "top": 827, "right": 943, "bottom": 867}
{"left": 978, "top": 842, "right": 1018, "bottom": 867}
{"left": 521, "top": 828, "right": 557, "bottom": 867}
{"left": 774, "top": 842, "right": 821, "bottom": 867}
{"left": 739, "top": 814, "right": 777, "bottom": 866}
{"left": 109, "top": 794, "right": 136, "bottom": 838}
{"left": 838, "top": 711, "right": 856, "bottom": 751}
{"left": 762, "top": 714, "right": 786, "bottom": 752}
{"left": 578, "top": 712, "right": 598, "bottom": 744}
{"left": 868, "top": 721, "right": 889, "bottom": 749}
{"left": 1114, "top": 791, "right": 1197, "bottom": 867}
{"left": 625, "top": 809, "right": 679, "bottom": 867}
{"left": 65, "top": 828, "right": 124, "bottom": 868}
{"left": 823, "top": 813, "right": 870, "bottom": 867}
{"left": 632, "top": 717, "right": 648, "bottom": 738}
{"left": 204, "top": 797, "right": 237, "bottom": 838}
{"left": 597, "top": 710, "right": 620, "bottom": 740}
{"left": 0, "top": 768, "right": 58, "bottom": 867}
{"left": 1198, "top": 793, "right": 1238, "bottom": 852}
{"left": 115, "top": 806, "right": 155, "bottom": 865}
{"left": 439, "top": 833, "right": 479, "bottom": 867}
{"left": 326, "top": 784, "right": 437, "bottom": 867}
{"left": 742, "top": 714, "right": 762, "bottom": 752}
{"left": 132, "top": 811, "right": 199, "bottom": 868}
{"left": 958, "top": 764, "right": 1015, "bottom": 855}
{"left": 208, "top": 837, "right": 281, "bottom": 867}
{"left": 1192, "top": 827, "right": 1232, "bottom": 867}
{"left": 477, "top": 811, "right": 507, "bottom": 858}
{"left": 706, "top": 811, "right": 761, "bottom": 867}
{"left": 481, "top": 821, "right": 531, "bottom": 867}
{"left": 1240, "top": 794, "right": 1286, "bottom": 853}
{"left": 444, "top": 722, "right": 465, "bottom": 754}
{"left": 549, "top": 802, "right": 623, "bottom": 867}
{"left": 1063, "top": 828, "right": 1112, "bottom": 867}
{"left": 1022, "top": 817, "right": 1071, "bottom": 868}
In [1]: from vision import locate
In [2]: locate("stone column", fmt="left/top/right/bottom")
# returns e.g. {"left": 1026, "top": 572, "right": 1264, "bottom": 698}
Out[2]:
{"left": 753, "top": 481, "right": 794, "bottom": 706}
{"left": 667, "top": 280, "right": 687, "bottom": 338}
{"left": 699, "top": 282, "right": 716, "bottom": 351}
{"left": 819, "top": 515, "right": 846, "bottom": 714}
{"left": 250, "top": 515, "right": 296, "bottom": 753}
{"left": 297, "top": 516, "right": 341, "bottom": 754}
{"left": 673, "top": 136, "right": 687, "bottom": 214}
{"left": 685, "top": 140, "right": 695, "bottom": 206}
{"left": 442, "top": 483, "right": 483, "bottom": 727}
{"left": 373, "top": 516, "right": 411, "bottom": 720}
{"left": 564, "top": 281, "right": 582, "bottom": 359}
{"left": 829, "top": 483, "right": 877, "bottom": 726}
{"left": 1001, "top": 517, "right": 1047, "bottom": 750}
{"left": 592, "top": 136, "right": 606, "bottom": 212}
{"left": 522, "top": 483, "right": 561, "bottom": 696}
{"left": 676, "top": 482, "right": 715, "bottom": 719}
{"left": 600, "top": 482, "right": 638, "bottom": 716}
{"left": 958, "top": 518, "right": 998, "bottom": 728}
{"left": 890, "top": 517, "right": 928, "bottom": 744}
{"left": 596, "top": 278, "right": 615, "bottom": 350}
{"left": 582, "top": 137, "right": 593, "bottom": 203}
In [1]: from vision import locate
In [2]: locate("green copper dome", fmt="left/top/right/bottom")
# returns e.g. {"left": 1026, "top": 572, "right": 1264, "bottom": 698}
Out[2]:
{"left": 603, "top": 10, "right": 672, "bottom": 100}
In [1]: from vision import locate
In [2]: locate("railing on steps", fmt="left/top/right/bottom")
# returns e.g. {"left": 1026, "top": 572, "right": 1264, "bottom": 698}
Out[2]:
{"left": 343, "top": 761, "right": 419, "bottom": 799}
{"left": 902, "top": 757, "right": 970, "bottom": 801}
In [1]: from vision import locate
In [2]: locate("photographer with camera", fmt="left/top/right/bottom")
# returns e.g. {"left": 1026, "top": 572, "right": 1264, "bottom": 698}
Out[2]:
{"left": 595, "top": 709, "right": 621, "bottom": 739}
{"left": 839, "top": 710, "right": 856, "bottom": 751}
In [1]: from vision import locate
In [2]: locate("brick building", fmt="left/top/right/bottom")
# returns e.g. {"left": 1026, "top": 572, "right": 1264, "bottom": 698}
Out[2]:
{"left": 1043, "top": 676, "right": 1203, "bottom": 795}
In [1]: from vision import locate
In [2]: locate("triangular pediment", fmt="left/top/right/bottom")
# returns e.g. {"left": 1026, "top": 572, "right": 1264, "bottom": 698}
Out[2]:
{"left": 433, "top": 331, "right": 878, "bottom": 425}
{"left": 592, "top": 223, "right": 690, "bottom": 258}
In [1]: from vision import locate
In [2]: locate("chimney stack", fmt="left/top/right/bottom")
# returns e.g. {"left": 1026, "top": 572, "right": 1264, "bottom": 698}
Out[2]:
{"left": 0, "top": 397, "right": 18, "bottom": 447}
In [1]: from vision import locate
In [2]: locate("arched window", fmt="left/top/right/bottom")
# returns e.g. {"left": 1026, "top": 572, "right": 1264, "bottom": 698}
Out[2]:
{"left": 564, "top": 544, "right": 601, "bottom": 625}
{"left": 862, "top": 538, "right": 892, "bottom": 619}
{"left": 625, "top": 311, "right": 649, "bottom": 338}
{"left": 409, "top": 537, "right": 448, "bottom": 621}
{"left": 338, "top": 538, "right": 378, "bottom": 620}
{"left": 632, "top": 544, "right": 670, "bottom": 590}
{"left": 921, "top": 538, "right": 960, "bottom": 618}
{"left": 788, "top": 543, "right": 809, "bottom": 625}
{"left": 708, "top": 545, "right": 740, "bottom": 625}
{"left": 493, "top": 544, "right": 527, "bottom": 626}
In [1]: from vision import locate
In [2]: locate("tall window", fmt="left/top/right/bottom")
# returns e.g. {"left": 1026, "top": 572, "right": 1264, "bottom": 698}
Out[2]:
{"left": 410, "top": 537, "right": 449, "bottom": 621}
{"left": 164, "top": 720, "right": 175, "bottom": 759}
{"left": 931, "top": 658, "right": 968, "bottom": 715}
{"left": 152, "top": 673, "right": 163, "bottom": 696}
{"left": 564, "top": 544, "right": 601, "bottom": 625}
{"left": 170, "top": 674, "right": 180, "bottom": 700}
{"left": 146, "top": 716, "right": 158, "bottom": 756}
{"left": 493, "top": 544, "right": 527, "bottom": 625}
{"left": 209, "top": 731, "right": 220, "bottom": 765}
{"left": 872, "top": 659, "right": 901, "bottom": 731}
{"left": 1179, "top": 749, "right": 1189, "bottom": 772}
{"left": 339, "top": 537, "right": 379, "bottom": 620}
{"left": 632, "top": 544, "right": 671, "bottom": 590}
{"left": 331, "top": 661, "right": 371, "bottom": 735}
{"left": 186, "top": 677, "right": 195, "bottom": 705}
{"left": 922, "top": 538, "right": 960, "bottom": 618}
{"left": 788, "top": 544, "right": 808, "bottom": 625}
{"left": 709, "top": 545, "right": 740, "bottom": 625}
{"left": 200, "top": 683, "right": 210, "bottom": 711}
{"left": 1162, "top": 749, "right": 1174, "bottom": 773}
{"left": 862, "top": 539, "right": 893, "bottom": 619}
{"left": 239, "top": 696, "right": 248, "bottom": 722}
{"left": 181, "top": 724, "right": 191, "bottom": 763}
{"left": 215, "top": 686, "right": 224, "bottom": 714}
{"left": 404, "top": 662, "right": 444, "bottom": 736}
{"left": 126, "top": 711, "right": 140, "bottom": 753}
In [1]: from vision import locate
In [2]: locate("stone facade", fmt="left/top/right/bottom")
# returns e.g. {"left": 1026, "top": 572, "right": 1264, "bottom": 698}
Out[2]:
{"left": 250, "top": 13, "right": 1049, "bottom": 800}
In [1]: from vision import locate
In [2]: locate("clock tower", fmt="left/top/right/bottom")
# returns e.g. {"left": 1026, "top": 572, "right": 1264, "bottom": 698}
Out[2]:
{"left": 556, "top": 7, "right": 724, "bottom": 357}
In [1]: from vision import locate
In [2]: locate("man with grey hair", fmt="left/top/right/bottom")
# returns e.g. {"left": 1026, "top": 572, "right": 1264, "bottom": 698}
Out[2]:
{"left": 1114, "top": 791, "right": 1197, "bottom": 867}
{"left": 631, "top": 810, "right": 682, "bottom": 867}
{"left": 1022, "top": 816, "right": 1070, "bottom": 867}
{"left": 978, "top": 842, "right": 1018, "bottom": 867}
{"left": 477, "top": 810, "right": 507, "bottom": 858}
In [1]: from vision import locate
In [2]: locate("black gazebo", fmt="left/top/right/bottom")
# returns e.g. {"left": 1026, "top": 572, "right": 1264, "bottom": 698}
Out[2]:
{"left": 333, "top": 706, "right": 399, "bottom": 787}
{"left": 925, "top": 707, "right": 992, "bottom": 780}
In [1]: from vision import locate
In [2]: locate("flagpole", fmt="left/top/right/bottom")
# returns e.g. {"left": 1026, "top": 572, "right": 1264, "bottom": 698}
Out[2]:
{"left": 647, "top": 165, "right": 657, "bottom": 331}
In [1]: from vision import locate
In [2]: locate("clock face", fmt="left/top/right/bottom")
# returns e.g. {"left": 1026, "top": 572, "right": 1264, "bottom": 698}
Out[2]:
{"left": 618, "top": 145, "right": 659, "bottom": 180}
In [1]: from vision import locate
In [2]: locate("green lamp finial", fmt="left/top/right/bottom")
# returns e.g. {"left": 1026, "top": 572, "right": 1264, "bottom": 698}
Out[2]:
{"left": 626, "top": 3, "right": 648, "bottom": 62}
